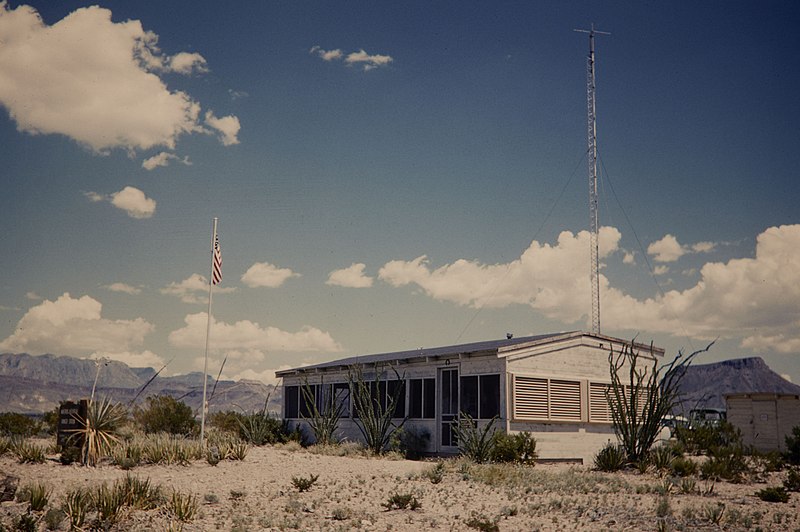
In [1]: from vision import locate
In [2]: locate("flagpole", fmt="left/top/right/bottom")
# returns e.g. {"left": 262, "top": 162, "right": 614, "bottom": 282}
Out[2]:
{"left": 200, "top": 217, "right": 218, "bottom": 444}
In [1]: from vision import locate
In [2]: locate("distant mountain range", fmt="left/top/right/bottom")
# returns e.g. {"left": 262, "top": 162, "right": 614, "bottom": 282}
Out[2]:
{"left": 3, "top": 352, "right": 796, "bottom": 418}
{"left": 674, "top": 356, "right": 800, "bottom": 412}
{"left": 0, "top": 353, "right": 280, "bottom": 415}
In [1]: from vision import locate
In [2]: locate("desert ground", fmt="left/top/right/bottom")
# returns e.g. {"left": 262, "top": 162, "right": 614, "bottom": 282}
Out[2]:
{"left": 2, "top": 440, "right": 799, "bottom": 531}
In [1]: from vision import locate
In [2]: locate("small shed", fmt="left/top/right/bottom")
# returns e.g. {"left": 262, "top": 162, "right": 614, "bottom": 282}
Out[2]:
{"left": 725, "top": 393, "right": 800, "bottom": 452}
{"left": 277, "top": 331, "right": 663, "bottom": 464}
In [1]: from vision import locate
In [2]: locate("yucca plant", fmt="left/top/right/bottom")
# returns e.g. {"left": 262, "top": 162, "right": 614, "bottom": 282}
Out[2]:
{"left": 116, "top": 474, "right": 163, "bottom": 510}
{"left": 300, "top": 376, "right": 344, "bottom": 446}
{"left": 69, "top": 397, "right": 127, "bottom": 466}
{"left": 228, "top": 441, "right": 249, "bottom": 461}
{"left": 62, "top": 488, "right": 92, "bottom": 530}
{"left": 452, "top": 413, "right": 499, "bottom": 464}
{"left": 594, "top": 442, "right": 627, "bottom": 472}
{"left": 13, "top": 439, "right": 47, "bottom": 464}
{"left": 92, "top": 482, "right": 126, "bottom": 525}
{"left": 17, "top": 482, "right": 51, "bottom": 512}
{"left": 169, "top": 490, "right": 198, "bottom": 522}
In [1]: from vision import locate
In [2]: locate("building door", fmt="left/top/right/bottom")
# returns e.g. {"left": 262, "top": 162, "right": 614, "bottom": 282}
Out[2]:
{"left": 438, "top": 366, "right": 459, "bottom": 452}
{"left": 752, "top": 399, "right": 779, "bottom": 451}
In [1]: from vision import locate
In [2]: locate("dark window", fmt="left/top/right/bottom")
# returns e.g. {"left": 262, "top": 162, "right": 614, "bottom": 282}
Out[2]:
{"left": 409, "top": 379, "right": 423, "bottom": 418}
{"left": 333, "top": 382, "right": 350, "bottom": 418}
{"left": 460, "top": 376, "right": 479, "bottom": 418}
{"left": 285, "top": 385, "right": 299, "bottom": 419}
{"left": 299, "top": 384, "right": 316, "bottom": 418}
{"left": 409, "top": 378, "right": 436, "bottom": 419}
{"left": 423, "top": 378, "right": 435, "bottom": 419}
{"left": 479, "top": 374, "right": 501, "bottom": 418}
{"left": 387, "top": 379, "right": 406, "bottom": 418}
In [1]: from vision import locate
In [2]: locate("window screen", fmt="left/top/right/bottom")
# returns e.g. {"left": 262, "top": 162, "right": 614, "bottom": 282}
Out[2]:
{"left": 460, "top": 376, "right": 479, "bottom": 418}
{"left": 423, "top": 378, "right": 435, "bottom": 419}
{"left": 409, "top": 379, "right": 423, "bottom": 418}
{"left": 285, "top": 385, "right": 299, "bottom": 419}
{"left": 479, "top": 374, "right": 500, "bottom": 418}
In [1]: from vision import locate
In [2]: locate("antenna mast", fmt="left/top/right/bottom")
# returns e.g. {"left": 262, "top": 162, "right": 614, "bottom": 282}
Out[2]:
{"left": 575, "top": 24, "right": 609, "bottom": 335}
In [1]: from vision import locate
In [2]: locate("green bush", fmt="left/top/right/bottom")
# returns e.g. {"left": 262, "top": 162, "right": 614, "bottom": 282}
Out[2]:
{"left": 0, "top": 412, "right": 39, "bottom": 437}
{"left": 700, "top": 444, "right": 749, "bottom": 482}
{"left": 785, "top": 425, "right": 800, "bottom": 465}
{"left": 755, "top": 486, "right": 789, "bottom": 503}
{"left": 491, "top": 431, "right": 537, "bottom": 465}
{"left": 134, "top": 396, "right": 196, "bottom": 436}
{"left": 238, "top": 411, "right": 288, "bottom": 445}
{"left": 670, "top": 456, "right": 699, "bottom": 477}
{"left": 291, "top": 473, "right": 319, "bottom": 492}
{"left": 677, "top": 421, "right": 741, "bottom": 455}
{"left": 382, "top": 492, "right": 421, "bottom": 511}
{"left": 783, "top": 467, "right": 800, "bottom": 492}
{"left": 208, "top": 410, "right": 245, "bottom": 434}
{"left": 594, "top": 442, "right": 627, "bottom": 472}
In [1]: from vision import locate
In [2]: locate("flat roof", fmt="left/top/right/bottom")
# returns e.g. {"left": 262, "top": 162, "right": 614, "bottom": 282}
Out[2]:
{"left": 276, "top": 331, "right": 663, "bottom": 377}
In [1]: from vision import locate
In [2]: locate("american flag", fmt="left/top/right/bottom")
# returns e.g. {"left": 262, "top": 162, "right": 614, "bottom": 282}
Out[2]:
{"left": 212, "top": 235, "right": 222, "bottom": 285}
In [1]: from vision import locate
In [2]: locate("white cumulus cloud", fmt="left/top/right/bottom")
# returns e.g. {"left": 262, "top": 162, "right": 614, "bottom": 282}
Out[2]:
{"left": 648, "top": 234, "right": 686, "bottom": 263}
{"left": 168, "top": 312, "right": 342, "bottom": 353}
{"left": 205, "top": 110, "right": 240, "bottom": 146}
{"left": 161, "top": 273, "right": 236, "bottom": 304}
{"left": 0, "top": 4, "right": 237, "bottom": 154}
{"left": 142, "top": 151, "right": 191, "bottom": 170}
{"left": 241, "top": 262, "right": 300, "bottom": 288}
{"left": 310, "top": 45, "right": 393, "bottom": 71}
{"left": 379, "top": 227, "right": 622, "bottom": 325}
{"left": 327, "top": 263, "right": 374, "bottom": 288}
{"left": 104, "top": 282, "right": 142, "bottom": 295}
{"left": 85, "top": 186, "right": 156, "bottom": 219}
{"left": 0, "top": 293, "right": 154, "bottom": 359}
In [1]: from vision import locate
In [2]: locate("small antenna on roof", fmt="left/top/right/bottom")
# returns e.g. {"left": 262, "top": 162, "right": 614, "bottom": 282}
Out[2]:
{"left": 506, "top": 333, "right": 513, "bottom": 339}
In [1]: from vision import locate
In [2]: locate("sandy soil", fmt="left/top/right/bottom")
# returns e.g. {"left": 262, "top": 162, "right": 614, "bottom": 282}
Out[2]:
{"left": 2, "top": 442, "right": 799, "bottom": 531}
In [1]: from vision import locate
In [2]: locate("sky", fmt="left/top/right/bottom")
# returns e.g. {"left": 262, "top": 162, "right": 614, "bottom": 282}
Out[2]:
{"left": 1, "top": 1, "right": 799, "bottom": 386}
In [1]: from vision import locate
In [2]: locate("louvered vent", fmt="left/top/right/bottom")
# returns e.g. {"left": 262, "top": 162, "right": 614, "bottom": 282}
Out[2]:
{"left": 549, "top": 379, "right": 582, "bottom": 421}
{"left": 513, "top": 376, "right": 548, "bottom": 419}
{"left": 589, "top": 382, "right": 612, "bottom": 422}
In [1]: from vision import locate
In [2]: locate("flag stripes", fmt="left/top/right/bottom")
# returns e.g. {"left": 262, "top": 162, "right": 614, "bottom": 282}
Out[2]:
{"left": 212, "top": 235, "right": 222, "bottom": 285}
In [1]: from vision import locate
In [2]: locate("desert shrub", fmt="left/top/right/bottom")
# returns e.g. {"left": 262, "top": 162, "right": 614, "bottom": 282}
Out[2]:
{"left": 62, "top": 488, "right": 91, "bottom": 530}
{"left": 169, "top": 490, "right": 198, "bottom": 522}
{"left": 677, "top": 421, "right": 741, "bottom": 455}
{"left": 92, "top": 482, "right": 126, "bottom": 525}
{"left": 111, "top": 441, "right": 143, "bottom": 469}
{"left": 670, "top": 456, "right": 698, "bottom": 477}
{"left": 291, "top": 473, "right": 319, "bottom": 492}
{"left": 382, "top": 492, "right": 421, "bottom": 510}
{"left": 491, "top": 431, "right": 537, "bottom": 464}
{"left": 228, "top": 441, "right": 249, "bottom": 460}
{"left": 700, "top": 444, "right": 749, "bottom": 482}
{"left": 238, "top": 411, "right": 287, "bottom": 445}
{"left": 465, "top": 513, "right": 500, "bottom": 531}
{"left": 116, "top": 474, "right": 164, "bottom": 510}
{"left": 452, "top": 413, "right": 498, "bottom": 464}
{"left": 784, "top": 467, "right": 800, "bottom": 492}
{"left": 43, "top": 507, "right": 65, "bottom": 530}
{"left": 423, "top": 462, "right": 445, "bottom": 484}
{"left": 0, "top": 412, "right": 39, "bottom": 437}
{"left": 139, "top": 433, "right": 200, "bottom": 465}
{"left": 679, "top": 477, "right": 697, "bottom": 494}
{"left": 208, "top": 410, "right": 245, "bottom": 434}
{"left": 331, "top": 506, "right": 351, "bottom": 520}
{"left": 650, "top": 445, "right": 677, "bottom": 473}
{"left": 751, "top": 449, "right": 785, "bottom": 472}
{"left": 785, "top": 425, "right": 800, "bottom": 465}
{"left": 594, "top": 442, "right": 627, "bottom": 472}
{"left": 300, "top": 376, "right": 343, "bottom": 446}
{"left": 17, "top": 482, "right": 50, "bottom": 512}
{"left": 14, "top": 513, "right": 37, "bottom": 532}
{"left": 607, "top": 340, "right": 710, "bottom": 464}
{"left": 349, "top": 364, "right": 407, "bottom": 455}
{"left": 13, "top": 439, "right": 46, "bottom": 464}
{"left": 756, "top": 486, "right": 789, "bottom": 503}
{"left": 134, "top": 395, "right": 196, "bottom": 436}
{"left": 392, "top": 425, "right": 431, "bottom": 460}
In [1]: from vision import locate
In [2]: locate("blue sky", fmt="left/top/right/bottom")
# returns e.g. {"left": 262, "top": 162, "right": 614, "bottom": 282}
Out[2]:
{"left": 1, "top": 1, "right": 799, "bottom": 385}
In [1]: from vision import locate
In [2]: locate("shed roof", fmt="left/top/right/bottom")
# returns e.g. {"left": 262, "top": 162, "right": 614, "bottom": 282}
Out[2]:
{"left": 276, "top": 330, "right": 661, "bottom": 377}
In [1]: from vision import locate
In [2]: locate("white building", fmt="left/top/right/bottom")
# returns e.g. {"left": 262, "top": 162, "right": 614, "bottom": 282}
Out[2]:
{"left": 277, "top": 331, "right": 663, "bottom": 464}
